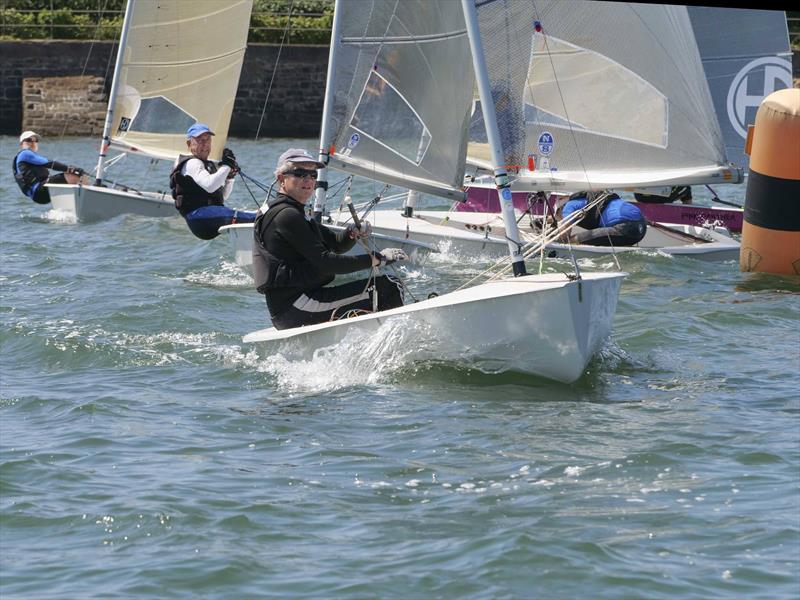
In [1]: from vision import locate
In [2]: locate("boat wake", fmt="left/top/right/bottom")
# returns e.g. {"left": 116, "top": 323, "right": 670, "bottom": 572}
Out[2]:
{"left": 256, "top": 315, "right": 429, "bottom": 394}
{"left": 183, "top": 260, "right": 253, "bottom": 288}
{"left": 39, "top": 208, "right": 78, "bottom": 224}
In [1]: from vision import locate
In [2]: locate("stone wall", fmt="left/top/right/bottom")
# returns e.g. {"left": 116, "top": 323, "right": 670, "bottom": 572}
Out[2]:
{"left": 23, "top": 75, "right": 106, "bottom": 136}
{"left": 0, "top": 40, "right": 328, "bottom": 139}
{"left": 2, "top": 39, "right": 798, "bottom": 139}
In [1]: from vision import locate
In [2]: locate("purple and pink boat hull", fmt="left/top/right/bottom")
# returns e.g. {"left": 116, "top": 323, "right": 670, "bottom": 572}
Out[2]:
{"left": 460, "top": 187, "right": 743, "bottom": 233}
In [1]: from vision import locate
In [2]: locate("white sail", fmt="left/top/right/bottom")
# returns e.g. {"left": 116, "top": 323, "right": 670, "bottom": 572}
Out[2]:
{"left": 324, "top": 0, "right": 475, "bottom": 200}
{"left": 108, "top": 0, "right": 253, "bottom": 162}
{"left": 468, "top": 1, "right": 741, "bottom": 191}
{"left": 688, "top": 7, "right": 792, "bottom": 173}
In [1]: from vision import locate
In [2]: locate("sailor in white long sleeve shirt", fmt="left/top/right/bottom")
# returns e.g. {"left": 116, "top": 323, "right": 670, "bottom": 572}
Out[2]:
{"left": 170, "top": 123, "right": 256, "bottom": 240}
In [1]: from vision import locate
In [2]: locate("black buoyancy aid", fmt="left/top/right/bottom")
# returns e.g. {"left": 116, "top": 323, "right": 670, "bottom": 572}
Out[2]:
{"left": 170, "top": 155, "right": 225, "bottom": 215}
{"left": 12, "top": 152, "right": 50, "bottom": 196}
{"left": 570, "top": 191, "right": 618, "bottom": 230}
{"left": 252, "top": 200, "right": 334, "bottom": 294}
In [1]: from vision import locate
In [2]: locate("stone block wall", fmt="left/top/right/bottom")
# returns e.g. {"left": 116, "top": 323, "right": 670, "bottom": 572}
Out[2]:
{"left": 0, "top": 40, "right": 328, "bottom": 139}
{"left": 23, "top": 75, "right": 106, "bottom": 136}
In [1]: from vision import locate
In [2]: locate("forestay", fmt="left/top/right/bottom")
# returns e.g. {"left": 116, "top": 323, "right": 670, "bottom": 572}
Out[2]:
{"left": 324, "top": 0, "right": 475, "bottom": 200}
{"left": 467, "top": 1, "right": 740, "bottom": 191}
{"left": 108, "top": 0, "right": 253, "bottom": 162}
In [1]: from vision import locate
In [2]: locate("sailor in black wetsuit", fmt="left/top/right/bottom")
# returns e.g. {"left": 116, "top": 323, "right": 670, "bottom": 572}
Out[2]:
{"left": 12, "top": 131, "right": 86, "bottom": 204}
{"left": 170, "top": 123, "right": 256, "bottom": 240}
{"left": 253, "top": 148, "right": 407, "bottom": 330}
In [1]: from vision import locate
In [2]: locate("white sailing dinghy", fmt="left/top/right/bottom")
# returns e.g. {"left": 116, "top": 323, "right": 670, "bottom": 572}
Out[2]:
{"left": 331, "top": 1, "right": 745, "bottom": 261}
{"left": 47, "top": 0, "right": 253, "bottom": 223}
{"left": 243, "top": 0, "right": 626, "bottom": 383}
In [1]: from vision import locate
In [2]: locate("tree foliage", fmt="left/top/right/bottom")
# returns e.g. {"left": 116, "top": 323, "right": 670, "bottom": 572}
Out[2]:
{"left": 0, "top": 0, "right": 333, "bottom": 42}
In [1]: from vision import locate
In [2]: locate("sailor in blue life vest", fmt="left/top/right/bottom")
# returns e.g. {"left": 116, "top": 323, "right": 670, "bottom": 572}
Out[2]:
{"left": 253, "top": 148, "right": 407, "bottom": 330}
{"left": 557, "top": 191, "right": 648, "bottom": 246}
{"left": 12, "top": 131, "right": 88, "bottom": 204}
{"left": 169, "top": 123, "right": 256, "bottom": 240}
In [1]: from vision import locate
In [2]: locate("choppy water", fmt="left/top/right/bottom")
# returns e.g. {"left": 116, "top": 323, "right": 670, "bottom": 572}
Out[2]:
{"left": 1, "top": 136, "right": 798, "bottom": 599}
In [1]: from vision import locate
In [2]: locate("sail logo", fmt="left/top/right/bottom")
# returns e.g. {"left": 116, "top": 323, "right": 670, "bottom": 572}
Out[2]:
{"left": 537, "top": 132, "right": 554, "bottom": 156}
{"left": 726, "top": 56, "right": 792, "bottom": 139}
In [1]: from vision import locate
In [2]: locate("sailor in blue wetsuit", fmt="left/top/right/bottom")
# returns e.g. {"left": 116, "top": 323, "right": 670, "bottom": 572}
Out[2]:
{"left": 12, "top": 131, "right": 86, "bottom": 204}
{"left": 253, "top": 148, "right": 407, "bottom": 330}
{"left": 558, "top": 191, "right": 647, "bottom": 246}
{"left": 169, "top": 123, "right": 256, "bottom": 240}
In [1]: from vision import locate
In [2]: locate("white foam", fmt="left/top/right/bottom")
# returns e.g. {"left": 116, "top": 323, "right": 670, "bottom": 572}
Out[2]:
{"left": 255, "top": 315, "right": 453, "bottom": 393}
{"left": 184, "top": 261, "right": 253, "bottom": 288}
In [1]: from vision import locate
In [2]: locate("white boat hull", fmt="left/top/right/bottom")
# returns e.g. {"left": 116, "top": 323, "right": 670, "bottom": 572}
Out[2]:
{"left": 219, "top": 222, "right": 438, "bottom": 273}
{"left": 357, "top": 209, "right": 740, "bottom": 261}
{"left": 47, "top": 183, "right": 176, "bottom": 223}
{"left": 244, "top": 271, "right": 625, "bottom": 383}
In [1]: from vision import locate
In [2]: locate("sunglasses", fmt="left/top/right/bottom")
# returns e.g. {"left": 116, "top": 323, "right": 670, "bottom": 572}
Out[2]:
{"left": 24, "top": 137, "right": 39, "bottom": 143}
{"left": 284, "top": 168, "right": 318, "bottom": 179}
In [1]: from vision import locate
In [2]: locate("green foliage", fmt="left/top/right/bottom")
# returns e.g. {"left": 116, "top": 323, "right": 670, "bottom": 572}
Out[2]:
{"left": 2, "top": 0, "right": 125, "bottom": 10}
{"left": 0, "top": 9, "right": 39, "bottom": 39}
{"left": 1, "top": 2, "right": 333, "bottom": 43}
{"left": 788, "top": 11, "right": 800, "bottom": 50}
{"left": 253, "top": 0, "right": 333, "bottom": 16}
{"left": 0, "top": 7, "right": 122, "bottom": 40}
{"left": 249, "top": 12, "right": 332, "bottom": 44}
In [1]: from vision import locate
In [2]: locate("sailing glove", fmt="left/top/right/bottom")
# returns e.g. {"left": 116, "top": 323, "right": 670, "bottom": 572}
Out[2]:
{"left": 67, "top": 166, "right": 84, "bottom": 176}
{"left": 376, "top": 248, "right": 408, "bottom": 265}
{"left": 220, "top": 147, "right": 239, "bottom": 174}
{"left": 346, "top": 220, "right": 372, "bottom": 239}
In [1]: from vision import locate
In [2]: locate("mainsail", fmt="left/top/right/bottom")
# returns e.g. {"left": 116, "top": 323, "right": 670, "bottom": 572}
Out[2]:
{"left": 468, "top": 1, "right": 741, "bottom": 191}
{"left": 106, "top": 0, "right": 253, "bottom": 162}
{"left": 688, "top": 7, "right": 792, "bottom": 173}
{"left": 323, "top": 0, "right": 475, "bottom": 200}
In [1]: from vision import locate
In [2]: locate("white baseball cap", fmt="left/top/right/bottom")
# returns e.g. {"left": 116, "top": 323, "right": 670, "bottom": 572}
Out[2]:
{"left": 19, "top": 130, "right": 40, "bottom": 143}
{"left": 276, "top": 148, "right": 324, "bottom": 170}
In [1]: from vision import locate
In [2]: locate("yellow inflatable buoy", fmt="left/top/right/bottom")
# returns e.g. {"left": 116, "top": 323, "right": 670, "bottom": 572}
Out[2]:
{"left": 740, "top": 88, "right": 800, "bottom": 276}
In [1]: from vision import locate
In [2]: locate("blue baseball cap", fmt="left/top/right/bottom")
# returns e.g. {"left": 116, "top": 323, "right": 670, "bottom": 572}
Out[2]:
{"left": 186, "top": 123, "right": 215, "bottom": 139}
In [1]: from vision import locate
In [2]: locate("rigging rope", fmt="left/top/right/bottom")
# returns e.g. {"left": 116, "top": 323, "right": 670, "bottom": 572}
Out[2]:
{"left": 255, "top": 0, "right": 295, "bottom": 141}
{"left": 454, "top": 191, "right": 614, "bottom": 290}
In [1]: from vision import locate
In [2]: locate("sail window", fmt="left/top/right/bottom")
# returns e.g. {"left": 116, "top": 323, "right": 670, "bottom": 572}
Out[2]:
{"left": 350, "top": 71, "right": 431, "bottom": 165}
{"left": 524, "top": 37, "right": 668, "bottom": 148}
{"left": 128, "top": 96, "right": 196, "bottom": 134}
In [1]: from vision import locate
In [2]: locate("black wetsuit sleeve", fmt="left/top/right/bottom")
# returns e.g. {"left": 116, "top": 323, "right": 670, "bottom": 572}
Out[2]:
{"left": 274, "top": 210, "right": 372, "bottom": 275}
{"left": 317, "top": 224, "right": 359, "bottom": 254}
{"left": 47, "top": 160, "right": 69, "bottom": 172}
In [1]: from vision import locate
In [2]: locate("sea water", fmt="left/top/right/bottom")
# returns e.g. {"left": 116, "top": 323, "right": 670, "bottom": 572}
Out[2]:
{"left": 1, "top": 136, "right": 798, "bottom": 599}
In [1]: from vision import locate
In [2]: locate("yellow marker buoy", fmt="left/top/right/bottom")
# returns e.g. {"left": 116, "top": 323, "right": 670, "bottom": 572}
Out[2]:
{"left": 740, "top": 88, "right": 800, "bottom": 276}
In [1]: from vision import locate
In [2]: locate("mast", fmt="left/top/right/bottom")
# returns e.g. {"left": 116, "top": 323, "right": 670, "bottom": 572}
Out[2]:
{"left": 461, "top": 0, "right": 526, "bottom": 276}
{"left": 94, "top": 0, "right": 136, "bottom": 186}
{"left": 312, "top": 0, "right": 345, "bottom": 221}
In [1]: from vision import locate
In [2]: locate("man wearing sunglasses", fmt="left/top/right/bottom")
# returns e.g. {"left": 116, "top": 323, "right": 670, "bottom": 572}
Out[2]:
{"left": 12, "top": 131, "right": 87, "bottom": 204}
{"left": 253, "top": 148, "right": 408, "bottom": 330}
{"left": 170, "top": 123, "right": 257, "bottom": 240}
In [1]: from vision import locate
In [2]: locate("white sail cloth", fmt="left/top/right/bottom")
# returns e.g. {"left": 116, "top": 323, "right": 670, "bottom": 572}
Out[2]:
{"left": 109, "top": 0, "right": 253, "bottom": 161}
{"left": 467, "top": 0, "right": 739, "bottom": 191}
